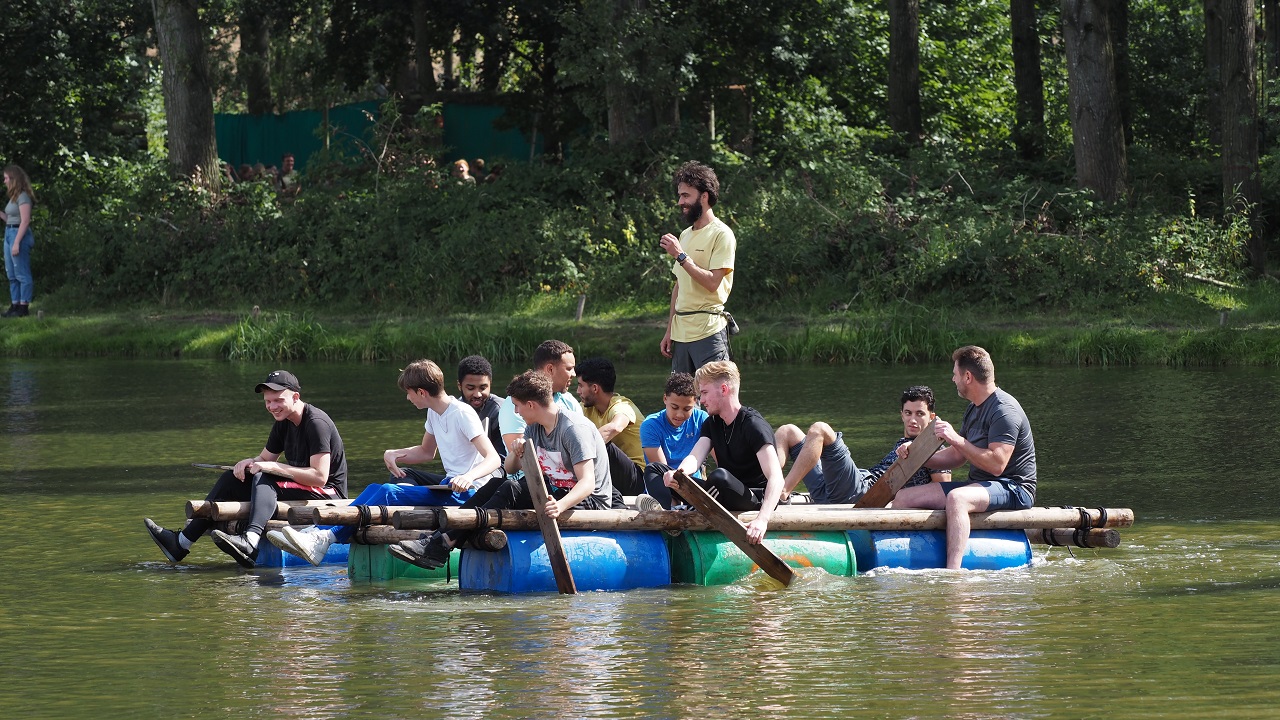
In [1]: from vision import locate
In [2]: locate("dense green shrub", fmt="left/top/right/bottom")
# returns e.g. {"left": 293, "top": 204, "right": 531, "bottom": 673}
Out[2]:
{"left": 34, "top": 141, "right": 1248, "bottom": 315}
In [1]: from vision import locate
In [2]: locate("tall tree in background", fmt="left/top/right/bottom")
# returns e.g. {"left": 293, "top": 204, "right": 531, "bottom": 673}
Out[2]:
{"left": 1062, "top": 0, "right": 1126, "bottom": 202}
{"left": 1204, "top": 0, "right": 1223, "bottom": 146}
{"left": 239, "top": 4, "right": 274, "bottom": 114}
{"left": 1010, "top": 0, "right": 1045, "bottom": 159}
{"left": 1108, "top": 0, "right": 1132, "bottom": 144}
{"left": 1220, "top": 0, "right": 1264, "bottom": 272}
{"left": 153, "top": 0, "right": 221, "bottom": 190}
{"left": 887, "top": 0, "right": 923, "bottom": 142}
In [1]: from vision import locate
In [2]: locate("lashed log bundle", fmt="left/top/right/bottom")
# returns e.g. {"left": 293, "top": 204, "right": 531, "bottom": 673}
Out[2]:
{"left": 1026, "top": 527, "right": 1121, "bottom": 548}
{"left": 188, "top": 498, "right": 352, "bottom": 520}
{"left": 387, "top": 506, "right": 1133, "bottom": 532}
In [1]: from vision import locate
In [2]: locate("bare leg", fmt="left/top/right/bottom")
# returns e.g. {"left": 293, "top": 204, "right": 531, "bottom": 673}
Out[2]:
{"left": 774, "top": 424, "right": 803, "bottom": 477}
{"left": 943, "top": 485, "right": 990, "bottom": 569}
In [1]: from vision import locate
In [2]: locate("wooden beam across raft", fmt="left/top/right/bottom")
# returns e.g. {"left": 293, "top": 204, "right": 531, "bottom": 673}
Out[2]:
{"left": 381, "top": 506, "right": 1133, "bottom": 532}
{"left": 188, "top": 498, "right": 352, "bottom": 521}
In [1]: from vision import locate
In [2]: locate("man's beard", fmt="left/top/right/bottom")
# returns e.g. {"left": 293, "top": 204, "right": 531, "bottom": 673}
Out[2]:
{"left": 682, "top": 202, "right": 703, "bottom": 226}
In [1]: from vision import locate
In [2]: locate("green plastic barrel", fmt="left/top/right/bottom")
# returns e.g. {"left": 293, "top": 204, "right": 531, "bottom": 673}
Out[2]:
{"left": 347, "top": 544, "right": 461, "bottom": 582}
{"left": 668, "top": 531, "right": 856, "bottom": 585}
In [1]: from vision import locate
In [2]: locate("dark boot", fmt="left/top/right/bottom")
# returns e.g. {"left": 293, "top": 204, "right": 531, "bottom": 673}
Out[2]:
{"left": 1, "top": 304, "right": 16, "bottom": 318}
{"left": 15, "top": 304, "right": 28, "bottom": 317}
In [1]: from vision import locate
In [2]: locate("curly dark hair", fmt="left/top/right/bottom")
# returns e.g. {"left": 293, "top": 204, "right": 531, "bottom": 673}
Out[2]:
{"left": 900, "top": 385, "right": 936, "bottom": 411}
{"left": 457, "top": 355, "right": 494, "bottom": 382}
{"left": 575, "top": 357, "right": 617, "bottom": 393}
{"left": 664, "top": 372, "right": 696, "bottom": 397}
{"left": 673, "top": 161, "right": 720, "bottom": 207}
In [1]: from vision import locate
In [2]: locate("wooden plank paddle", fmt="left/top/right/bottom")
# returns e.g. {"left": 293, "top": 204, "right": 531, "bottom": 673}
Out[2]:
{"left": 671, "top": 470, "right": 794, "bottom": 587}
{"left": 520, "top": 439, "right": 577, "bottom": 595}
{"left": 853, "top": 419, "right": 945, "bottom": 508}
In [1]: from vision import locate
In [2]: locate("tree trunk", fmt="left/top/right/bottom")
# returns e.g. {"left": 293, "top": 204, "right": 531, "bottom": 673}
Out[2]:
{"left": 238, "top": 6, "right": 273, "bottom": 115}
{"left": 152, "top": 0, "right": 220, "bottom": 192}
{"left": 1267, "top": 0, "right": 1280, "bottom": 79}
{"left": 411, "top": 0, "right": 437, "bottom": 93}
{"left": 1011, "top": 0, "right": 1045, "bottom": 159}
{"left": 606, "top": 0, "right": 655, "bottom": 146}
{"left": 1204, "top": 0, "right": 1223, "bottom": 147}
{"left": 1108, "top": 0, "right": 1132, "bottom": 145}
{"left": 1061, "top": 0, "right": 1126, "bottom": 202}
{"left": 887, "top": 0, "right": 923, "bottom": 142}
{"left": 1221, "top": 0, "right": 1265, "bottom": 273}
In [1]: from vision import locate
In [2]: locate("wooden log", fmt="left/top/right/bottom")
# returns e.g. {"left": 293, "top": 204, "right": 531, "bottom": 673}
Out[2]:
{"left": 672, "top": 470, "right": 794, "bottom": 587}
{"left": 522, "top": 439, "right": 576, "bottom": 594}
{"left": 392, "top": 506, "right": 1133, "bottom": 532}
{"left": 854, "top": 419, "right": 944, "bottom": 508}
{"left": 1026, "top": 527, "right": 1121, "bottom": 548}
{"left": 293, "top": 504, "right": 403, "bottom": 526}
{"left": 189, "top": 498, "right": 352, "bottom": 521}
{"left": 209, "top": 520, "right": 507, "bottom": 550}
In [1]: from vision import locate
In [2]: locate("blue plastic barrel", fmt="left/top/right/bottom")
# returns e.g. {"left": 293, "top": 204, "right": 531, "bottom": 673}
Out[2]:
{"left": 847, "top": 529, "right": 1032, "bottom": 571}
{"left": 255, "top": 538, "right": 350, "bottom": 568}
{"left": 459, "top": 530, "right": 671, "bottom": 593}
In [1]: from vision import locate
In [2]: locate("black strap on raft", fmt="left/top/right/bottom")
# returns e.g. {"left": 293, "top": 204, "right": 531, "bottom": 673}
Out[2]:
{"left": 1041, "top": 528, "right": 1064, "bottom": 546}
{"left": 474, "top": 508, "right": 490, "bottom": 533}
{"left": 432, "top": 507, "right": 448, "bottom": 532}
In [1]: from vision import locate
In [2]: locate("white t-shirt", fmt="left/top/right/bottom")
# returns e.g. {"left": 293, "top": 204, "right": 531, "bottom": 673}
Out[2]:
{"left": 426, "top": 396, "right": 486, "bottom": 478}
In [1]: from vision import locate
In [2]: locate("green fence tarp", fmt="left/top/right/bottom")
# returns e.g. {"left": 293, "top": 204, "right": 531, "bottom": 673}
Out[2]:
{"left": 216, "top": 101, "right": 542, "bottom": 172}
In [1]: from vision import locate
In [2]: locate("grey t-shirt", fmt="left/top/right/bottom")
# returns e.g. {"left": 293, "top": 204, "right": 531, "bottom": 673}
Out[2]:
{"left": 524, "top": 409, "right": 613, "bottom": 506}
{"left": 961, "top": 388, "right": 1037, "bottom": 495}
{"left": 5, "top": 192, "right": 31, "bottom": 225}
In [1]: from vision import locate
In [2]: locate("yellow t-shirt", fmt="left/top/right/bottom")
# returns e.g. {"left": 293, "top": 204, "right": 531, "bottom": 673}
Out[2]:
{"left": 583, "top": 394, "right": 644, "bottom": 466}
{"left": 670, "top": 217, "right": 736, "bottom": 342}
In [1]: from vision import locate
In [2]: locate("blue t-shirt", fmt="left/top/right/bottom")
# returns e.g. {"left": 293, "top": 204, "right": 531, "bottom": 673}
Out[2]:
{"left": 639, "top": 407, "right": 708, "bottom": 477}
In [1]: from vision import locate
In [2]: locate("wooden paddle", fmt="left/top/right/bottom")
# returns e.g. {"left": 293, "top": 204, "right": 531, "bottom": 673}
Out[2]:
{"left": 853, "top": 419, "right": 945, "bottom": 508}
{"left": 520, "top": 439, "right": 577, "bottom": 594}
{"left": 671, "top": 469, "right": 794, "bottom": 587}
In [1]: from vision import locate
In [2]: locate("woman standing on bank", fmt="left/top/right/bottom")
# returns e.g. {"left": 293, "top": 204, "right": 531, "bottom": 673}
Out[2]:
{"left": 3, "top": 165, "right": 35, "bottom": 318}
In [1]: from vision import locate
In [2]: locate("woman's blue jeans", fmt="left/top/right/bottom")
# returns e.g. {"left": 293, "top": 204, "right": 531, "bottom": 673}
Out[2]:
{"left": 4, "top": 227, "right": 34, "bottom": 304}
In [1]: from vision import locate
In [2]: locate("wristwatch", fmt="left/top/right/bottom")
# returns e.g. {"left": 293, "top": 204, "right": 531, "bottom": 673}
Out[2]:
{"left": 676, "top": 252, "right": 689, "bottom": 265}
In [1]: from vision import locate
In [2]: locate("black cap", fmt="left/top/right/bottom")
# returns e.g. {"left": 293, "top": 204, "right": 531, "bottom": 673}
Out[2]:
{"left": 255, "top": 370, "right": 301, "bottom": 393}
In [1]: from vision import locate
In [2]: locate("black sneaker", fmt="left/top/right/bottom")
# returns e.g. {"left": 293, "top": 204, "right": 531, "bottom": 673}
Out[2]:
{"left": 144, "top": 518, "right": 189, "bottom": 563}
{"left": 388, "top": 531, "right": 451, "bottom": 569}
{"left": 211, "top": 530, "right": 259, "bottom": 568}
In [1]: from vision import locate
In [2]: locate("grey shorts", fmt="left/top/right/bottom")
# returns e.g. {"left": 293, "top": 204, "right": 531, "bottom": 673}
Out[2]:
{"left": 788, "top": 431, "right": 872, "bottom": 504}
{"left": 671, "top": 329, "right": 730, "bottom": 375}
{"left": 940, "top": 480, "right": 1034, "bottom": 511}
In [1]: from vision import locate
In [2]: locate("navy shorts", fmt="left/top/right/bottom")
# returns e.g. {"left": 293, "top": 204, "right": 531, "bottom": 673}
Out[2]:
{"left": 940, "top": 479, "right": 1034, "bottom": 511}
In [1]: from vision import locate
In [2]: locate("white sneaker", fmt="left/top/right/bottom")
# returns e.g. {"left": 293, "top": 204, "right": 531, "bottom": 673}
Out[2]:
{"left": 635, "top": 494, "right": 665, "bottom": 513}
{"left": 271, "top": 526, "right": 335, "bottom": 566}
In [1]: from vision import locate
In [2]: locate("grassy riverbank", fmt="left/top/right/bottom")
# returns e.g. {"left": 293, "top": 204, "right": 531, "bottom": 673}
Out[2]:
{"left": 5, "top": 278, "right": 1280, "bottom": 366}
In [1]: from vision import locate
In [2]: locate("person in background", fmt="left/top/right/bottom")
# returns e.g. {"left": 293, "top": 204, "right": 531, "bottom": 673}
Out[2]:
{"left": 451, "top": 159, "right": 476, "bottom": 185}
{"left": 2, "top": 165, "right": 36, "bottom": 318}
{"left": 278, "top": 153, "right": 299, "bottom": 194}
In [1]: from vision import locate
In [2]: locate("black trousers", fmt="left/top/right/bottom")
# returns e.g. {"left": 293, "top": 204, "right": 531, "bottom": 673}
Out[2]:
{"left": 182, "top": 469, "right": 339, "bottom": 542}
{"left": 449, "top": 474, "right": 609, "bottom": 546}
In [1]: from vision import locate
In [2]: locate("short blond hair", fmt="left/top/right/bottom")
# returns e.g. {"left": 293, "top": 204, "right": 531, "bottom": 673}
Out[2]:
{"left": 695, "top": 360, "right": 740, "bottom": 390}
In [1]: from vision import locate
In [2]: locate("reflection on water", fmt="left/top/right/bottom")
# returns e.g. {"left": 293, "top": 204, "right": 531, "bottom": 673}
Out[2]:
{"left": 2, "top": 358, "right": 1280, "bottom": 718}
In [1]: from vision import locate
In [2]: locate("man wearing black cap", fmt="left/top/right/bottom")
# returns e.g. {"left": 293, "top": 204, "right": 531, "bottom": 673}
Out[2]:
{"left": 143, "top": 370, "right": 348, "bottom": 568}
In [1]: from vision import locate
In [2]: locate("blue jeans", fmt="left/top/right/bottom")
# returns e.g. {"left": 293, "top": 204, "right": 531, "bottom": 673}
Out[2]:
{"left": 4, "top": 226, "right": 33, "bottom": 304}
{"left": 327, "top": 470, "right": 478, "bottom": 543}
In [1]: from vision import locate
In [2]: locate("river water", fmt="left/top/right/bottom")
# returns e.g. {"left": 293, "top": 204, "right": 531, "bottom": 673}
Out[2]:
{"left": 1, "top": 358, "right": 1278, "bottom": 719}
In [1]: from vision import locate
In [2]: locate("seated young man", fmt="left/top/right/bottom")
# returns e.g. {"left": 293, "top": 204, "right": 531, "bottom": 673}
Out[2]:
{"left": 864, "top": 385, "right": 951, "bottom": 488}
{"left": 575, "top": 357, "right": 646, "bottom": 498}
{"left": 390, "top": 369, "right": 613, "bottom": 569}
{"left": 457, "top": 354, "right": 506, "bottom": 461}
{"left": 661, "top": 360, "right": 786, "bottom": 544}
{"left": 636, "top": 372, "right": 708, "bottom": 510}
{"left": 144, "top": 370, "right": 347, "bottom": 567}
{"left": 268, "top": 359, "right": 500, "bottom": 565}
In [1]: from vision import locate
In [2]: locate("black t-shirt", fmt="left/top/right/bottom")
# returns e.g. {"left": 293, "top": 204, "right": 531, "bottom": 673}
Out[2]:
{"left": 699, "top": 405, "right": 775, "bottom": 487}
{"left": 475, "top": 395, "right": 506, "bottom": 459}
{"left": 265, "top": 403, "right": 348, "bottom": 497}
